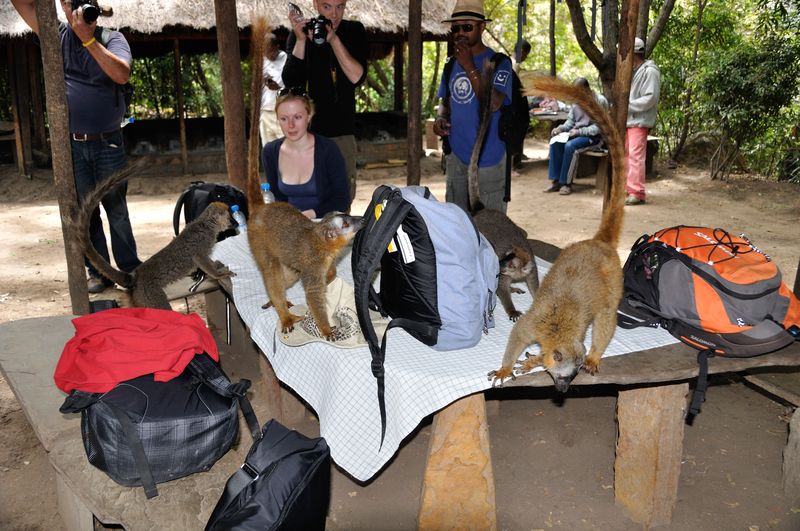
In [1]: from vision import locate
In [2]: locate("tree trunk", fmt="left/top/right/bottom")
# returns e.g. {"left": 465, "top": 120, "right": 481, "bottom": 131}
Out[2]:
{"left": 424, "top": 42, "right": 441, "bottom": 118}
{"left": 407, "top": 0, "right": 423, "bottom": 185}
{"left": 214, "top": 0, "right": 247, "bottom": 191}
{"left": 35, "top": 0, "right": 89, "bottom": 315}
{"left": 672, "top": 0, "right": 707, "bottom": 161}
{"left": 191, "top": 55, "right": 221, "bottom": 116}
{"left": 549, "top": 0, "right": 556, "bottom": 76}
{"left": 143, "top": 58, "right": 162, "bottom": 117}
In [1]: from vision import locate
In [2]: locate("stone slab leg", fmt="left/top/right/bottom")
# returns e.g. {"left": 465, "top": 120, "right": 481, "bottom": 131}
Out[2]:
{"left": 417, "top": 393, "right": 496, "bottom": 531}
{"left": 615, "top": 383, "right": 688, "bottom": 527}
{"left": 56, "top": 472, "right": 93, "bottom": 531}
{"left": 784, "top": 407, "right": 800, "bottom": 502}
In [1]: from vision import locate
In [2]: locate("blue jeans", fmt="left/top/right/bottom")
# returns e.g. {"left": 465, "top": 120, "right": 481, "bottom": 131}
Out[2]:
{"left": 71, "top": 131, "right": 140, "bottom": 276}
{"left": 548, "top": 136, "right": 600, "bottom": 185}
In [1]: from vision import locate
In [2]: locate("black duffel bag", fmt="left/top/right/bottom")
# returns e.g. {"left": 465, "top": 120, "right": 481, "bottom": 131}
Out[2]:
{"left": 60, "top": 353, "right": 259, "bottom": 499}
{"left": 206, "top": 419, "right": 331, "bottom": 531}
{"left": 173, "top": 180, "right": 248, "bottom": 240}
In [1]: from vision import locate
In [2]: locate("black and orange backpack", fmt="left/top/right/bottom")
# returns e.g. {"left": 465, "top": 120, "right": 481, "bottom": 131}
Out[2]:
{"left": 617, "top": 226, "right": 800, "bottom": 417}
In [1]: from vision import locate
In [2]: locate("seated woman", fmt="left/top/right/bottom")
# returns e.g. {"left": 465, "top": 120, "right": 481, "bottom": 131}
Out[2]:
{"left": 261, "top": 89, "right": 351, "bottom": 218}
{"left": 543, "top": 78, "right": 609, "bottom": 196}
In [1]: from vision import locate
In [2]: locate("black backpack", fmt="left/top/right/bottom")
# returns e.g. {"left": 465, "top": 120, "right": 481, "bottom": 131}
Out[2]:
{"left": 442, "top": 52, "right": 528, "bottom": 201}
{"left": 59, "top": 353, "right": 257, "bottom": 499}
{"left": 205, "top": 419, "right": 331, "bottom": 531}
{"left": 173, "top": 181, "right": 248, "bottom": 240}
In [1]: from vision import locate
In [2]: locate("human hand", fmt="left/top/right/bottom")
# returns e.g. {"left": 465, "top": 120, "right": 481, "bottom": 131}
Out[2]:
{"left": 550, "top": 127, "right": 561, "bottom": 137}
{"left": 568, "top": 129, "right": 578, "bottom": 138}
{"left": 70, "top": 5, "right": 96, "bottom": 44}
{"left": 453, "top": 39, "right": 474, "bottom": 72}
{"left": 288, "top": 6, "right": 309, "bottom": 42}
{"left": 265, "top": 78, "right": 281, "bottom": 91}
{"left": 433, "top": 117, "right": 451, "bottom": 137}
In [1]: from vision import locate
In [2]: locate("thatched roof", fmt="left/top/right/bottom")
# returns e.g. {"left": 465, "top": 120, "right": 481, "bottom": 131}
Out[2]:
{"left": 1, "top": 0, "right": 456, "bottom": 38}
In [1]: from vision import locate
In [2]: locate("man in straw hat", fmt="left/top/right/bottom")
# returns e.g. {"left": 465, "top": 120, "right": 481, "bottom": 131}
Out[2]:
{"left": 433, "top": 0, "right": 513, "bottom": 213}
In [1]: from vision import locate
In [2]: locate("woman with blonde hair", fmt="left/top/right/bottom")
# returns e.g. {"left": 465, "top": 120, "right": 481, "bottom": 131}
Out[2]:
{"left": 261, "top": 88, "right": 351, "bottom": 218}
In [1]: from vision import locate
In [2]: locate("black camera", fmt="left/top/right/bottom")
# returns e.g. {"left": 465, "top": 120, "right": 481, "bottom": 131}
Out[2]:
{"left": 71, "top": 0, "right": 113, "bottom": 24}
{"left": 304, "top": 15, "right": 330, "bottom": 45}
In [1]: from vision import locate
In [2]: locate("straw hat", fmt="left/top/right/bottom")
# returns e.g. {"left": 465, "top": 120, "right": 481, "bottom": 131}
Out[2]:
{"left": 442, "top": 0, "right": 492, "bottom": 23}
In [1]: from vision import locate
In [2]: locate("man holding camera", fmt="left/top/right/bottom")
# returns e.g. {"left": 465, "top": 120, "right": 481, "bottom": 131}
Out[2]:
{"left": 12, "top": 0, "right": 140, "bottom": 293}
{"left": 282, "top": 0, "right": 367, "bottom": 203}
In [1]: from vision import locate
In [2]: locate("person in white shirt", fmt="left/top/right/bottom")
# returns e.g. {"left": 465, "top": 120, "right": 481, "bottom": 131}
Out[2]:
{"left": 259, "top": 33, "right": 288, "bottom": 146}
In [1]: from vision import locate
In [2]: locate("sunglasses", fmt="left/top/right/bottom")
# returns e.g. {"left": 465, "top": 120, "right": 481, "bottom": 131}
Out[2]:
{"left": 278, "top": 86, "right": 307, "bottom": 97}
{"left": 450, "top": 23, "right": 475, "bottom": 34}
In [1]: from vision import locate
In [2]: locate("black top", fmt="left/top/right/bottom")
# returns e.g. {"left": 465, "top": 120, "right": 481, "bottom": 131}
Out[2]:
{"left": 281, "top": 19, "right": 368, "bottom": 137}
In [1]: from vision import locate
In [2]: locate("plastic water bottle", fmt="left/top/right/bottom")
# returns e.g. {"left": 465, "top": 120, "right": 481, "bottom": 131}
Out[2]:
{"left": 120, "top": 116, "right": 134, "bottom": 128}
{"left": 260, "top": 182, "right": 275, "bottom": 204}
{"left": 230, "top": 204, "right": 247, "bottom": 233}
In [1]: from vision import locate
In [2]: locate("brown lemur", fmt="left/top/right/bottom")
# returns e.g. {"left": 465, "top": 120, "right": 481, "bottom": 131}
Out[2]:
{"left": 244, "top": 17, "right": 365, "bottom": 339}
{"left": 467, "top": 59, "right": 539, "bottom": 321}
{"left": 76, "top": 158, "right": 234, "bottom": 310}
{"left": 488, "top": 76, "right": 627, "bottom": 391}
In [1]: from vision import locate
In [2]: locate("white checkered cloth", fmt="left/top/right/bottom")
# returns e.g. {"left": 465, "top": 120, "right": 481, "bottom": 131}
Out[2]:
{"left": 212, "top": 233, "right": 679, "bottom": 481}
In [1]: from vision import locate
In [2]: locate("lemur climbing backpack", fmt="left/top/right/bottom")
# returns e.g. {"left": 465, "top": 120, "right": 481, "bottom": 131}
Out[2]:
{"left": 617, "top": 226, "right": 800, "bottom": 416}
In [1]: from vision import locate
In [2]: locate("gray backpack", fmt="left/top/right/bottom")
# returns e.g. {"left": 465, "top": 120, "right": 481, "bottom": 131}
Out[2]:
{"left": 352, "top": 185, "right": 499, "bottom": 445}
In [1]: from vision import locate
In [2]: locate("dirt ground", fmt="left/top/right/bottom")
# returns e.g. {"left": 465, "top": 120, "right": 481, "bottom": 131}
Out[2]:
{"left": 1, "top": 138, "right": 799, "bottom": 530}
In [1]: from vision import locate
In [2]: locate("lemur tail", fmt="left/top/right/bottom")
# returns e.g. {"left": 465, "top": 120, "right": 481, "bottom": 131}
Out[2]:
{"left": 246, "top": 15, "right": 269, "bottom": 216}
{"left": 522, "top": 75, "right": 626, "bottom": 248}
{"left": 74, "top": 157, "right": 151, "bottom": 288}
{"left": 467, "top": 60, "right": 497, "bottom": 214}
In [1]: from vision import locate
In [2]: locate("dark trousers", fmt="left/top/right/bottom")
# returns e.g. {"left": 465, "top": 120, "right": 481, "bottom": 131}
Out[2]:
{"left": 547, "top": 136, "right": 599, "bottom": 185}
{"left": 71, "top": 131, "right": 140, "bottom": 276}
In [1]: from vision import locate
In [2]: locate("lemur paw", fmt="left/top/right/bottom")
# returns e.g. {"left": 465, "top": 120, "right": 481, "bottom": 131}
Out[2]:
{"left": 582, "top": 358, "right": 600, "bottom": 375}
{"left": 514, "top": 352, "right": 543, "bottom": 375}
{"left": 508, "top": 310, "right": 522, "bottom": 322}
{"left": 487, "top": 367, "right": 515, "bottom": 387}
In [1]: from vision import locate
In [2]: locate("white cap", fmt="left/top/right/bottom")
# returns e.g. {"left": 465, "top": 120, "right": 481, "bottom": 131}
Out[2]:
{"left": 634, "top": 37, "right": 645, "bottom": 54}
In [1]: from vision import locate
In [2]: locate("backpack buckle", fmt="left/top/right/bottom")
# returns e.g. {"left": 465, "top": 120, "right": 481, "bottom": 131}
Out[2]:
{"left": 371, "top": 359, "right": 384, "bottom": 378}
{"left": 241, "top": 461, "right": 260, "bottom": 480}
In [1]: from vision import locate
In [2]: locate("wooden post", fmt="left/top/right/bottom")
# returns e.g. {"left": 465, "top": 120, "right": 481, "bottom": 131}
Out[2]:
{"left": 784, "top": 408, "right": 800, "bottom": 502}
{"left": 213, "top": 0, "right": 247, "bottom": 191}
{"left": 615, "top": 383, "right": 687, "bottom": 527}
{"left": 393, "top": 41, "right": 404, "bottom": 112}
{"left": 418, "top": 394, "right": 496, "bottom": 531}
{"left": 8, "top": 41, "right": 28, "bottom": 177}
{"left": 406, "top": 3, "right": 422, "bottom": 186}
{"left": 173, "top": 39, "right": 189, "bottom": 175}
{"left": 35, "top": 0, "right": 90, "bottom": 315}
{"left": 28, "top": 42, "right": 48, "bottom": 151}
{"left": 14, "top": 41, "right": 33, "bottom": 169}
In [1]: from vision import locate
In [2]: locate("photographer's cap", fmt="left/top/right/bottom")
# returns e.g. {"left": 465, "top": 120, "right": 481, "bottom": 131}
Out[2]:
{"left": 442, "top": 0, "right": 492, "bottom": 23}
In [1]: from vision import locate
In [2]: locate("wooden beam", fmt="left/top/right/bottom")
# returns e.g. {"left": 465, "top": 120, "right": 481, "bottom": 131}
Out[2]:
{"left": 13, "top": 42, "right": 33, "bottom": 169}
{"left": 406, "top": 3, "right": 422, "bottom": 186}
{"left": 615, "top": 383, "right": 687, "bottom": 526}
{"left": 173, "top": 39, "right": 189, "bottom": 175}
{"left": 8, "top": 42, "right": 28, "bottom": 177}
{"left": 27, "top": 41, "right": 48, "bottom": 151}
{"left": 213, "top": 0, "right": 247, "bottom": 191}
{"left": 784, "top": 409, "right": 800, "bottom": 503}
{"left": 393, "top": 41, "right": 404, "bottom": 112}
{"left": 418, "top": 394, "right": 496, "bottom": 530}
{"left": 35, "top": 0, "right": 90, "bottom": 315}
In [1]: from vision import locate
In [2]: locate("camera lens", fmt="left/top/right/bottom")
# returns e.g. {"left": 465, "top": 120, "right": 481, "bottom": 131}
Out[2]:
{"left": 312, "top": 17, "right": 327, "bottom": 45}
{"left": 82, "top": 4, "right": 100, "bottom": 23}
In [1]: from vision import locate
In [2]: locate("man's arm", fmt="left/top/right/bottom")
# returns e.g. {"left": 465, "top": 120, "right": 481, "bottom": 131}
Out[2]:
{"left": 282, "top": 32, "right": 307, "bottom": 89}
{"left": 328, "top": 22, "right": 366, "bottom": 85}
{"left": 10, "top": 0, "right": 39, "bottom": 34}
{"left": 83, "top": 38, "right": 131, "bottom": 85}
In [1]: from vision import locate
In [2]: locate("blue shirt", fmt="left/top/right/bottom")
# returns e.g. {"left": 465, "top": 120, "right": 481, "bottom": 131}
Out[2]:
{"left": 277, "top": 175, "right": 319, "bottom": 213}
{"left": 437, "top": 48, "right": 512, "bottom": 166}
{"left": 60, "top": 24, "right": 131, "bottom": 133}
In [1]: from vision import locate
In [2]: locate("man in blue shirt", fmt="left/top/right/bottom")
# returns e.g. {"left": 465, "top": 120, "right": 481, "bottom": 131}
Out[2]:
{"left": 433, "top": 0, "right": 512, "bottom": 213}
{"left": 12, "top": 0, "right": 140, "bottom": 293}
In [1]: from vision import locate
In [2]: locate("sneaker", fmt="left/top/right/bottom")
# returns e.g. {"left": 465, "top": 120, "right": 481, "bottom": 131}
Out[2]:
{"left": 558, "top": 185, "right": 572, "bottom": 195}
{"left": 625, "top": 195, "right": 646, "bottom": 205}
{"left": 87, "top": 276, "right": 112, "bottom": 294}
{"left": 543, "top": 182, "right": 561, "bottom": 193}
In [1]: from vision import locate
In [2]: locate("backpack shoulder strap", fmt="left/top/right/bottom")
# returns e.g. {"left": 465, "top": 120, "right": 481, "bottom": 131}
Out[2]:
{"left": 188, "top": 353, "right": 261, "bottom": 442}
{"left": 172, "top": 181, "right": 205, "bottom": 236}
{"left": 443, "top": 56, "right": 457, "bottom": 102}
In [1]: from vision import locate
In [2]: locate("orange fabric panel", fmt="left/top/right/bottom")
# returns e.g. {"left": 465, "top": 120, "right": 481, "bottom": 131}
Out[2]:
{"left": 693, "top": 273, "right": 747, "bottom": 334}
{"left": 779, "top": 283, "right": 800, "bottom": 328}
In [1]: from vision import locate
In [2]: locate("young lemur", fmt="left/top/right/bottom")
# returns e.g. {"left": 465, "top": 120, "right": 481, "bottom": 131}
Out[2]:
{"left": 245, "top": 17, "right": 364, "bottom": 339}
{"left": 76, "top": 158, "right": 234, "bottom": 310}
{"left": 488, "top": 76, "right": 627, "bottom": 392}
{"left": 467, "top": 60, "right": 539, "bottom": 321}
